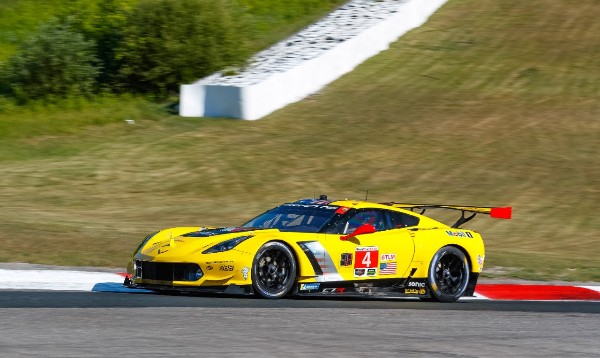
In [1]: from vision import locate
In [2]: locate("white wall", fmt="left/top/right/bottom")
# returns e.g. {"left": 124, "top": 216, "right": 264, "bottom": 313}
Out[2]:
{"left": 180, "top": 0, "right": 447, "bottom": 120}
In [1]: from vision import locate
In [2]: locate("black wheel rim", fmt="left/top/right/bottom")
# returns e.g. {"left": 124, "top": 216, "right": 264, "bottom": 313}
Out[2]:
{"left": 256, "top": 249, "right": 291, "bottom": 294}
{"left": 433, "top": 253, "right": 466, "bottom": 295}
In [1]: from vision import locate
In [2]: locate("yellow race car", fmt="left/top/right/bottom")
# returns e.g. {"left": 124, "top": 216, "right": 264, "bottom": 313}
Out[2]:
{"left": 125, "top": 196, "right": 511, "bottom": 302}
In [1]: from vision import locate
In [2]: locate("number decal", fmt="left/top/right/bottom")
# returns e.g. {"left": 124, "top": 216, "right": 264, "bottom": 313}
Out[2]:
{"left": 361, "top": 252, "right": 371, "bottom": 266}
{"left": 219, "top": 265, "right": 234, "bottom": 271}
{"left": 354, "top": 246, "right": 378, "bottom": 277}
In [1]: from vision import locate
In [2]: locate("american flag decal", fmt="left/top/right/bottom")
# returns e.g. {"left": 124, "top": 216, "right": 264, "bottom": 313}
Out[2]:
{"left": 379, "top": 262, "right": 397, "bottom": 275}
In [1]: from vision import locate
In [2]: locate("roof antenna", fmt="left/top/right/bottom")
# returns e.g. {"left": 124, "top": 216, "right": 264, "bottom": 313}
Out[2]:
{"left": 365, "top": 190, "right": 369, "bottom": 201}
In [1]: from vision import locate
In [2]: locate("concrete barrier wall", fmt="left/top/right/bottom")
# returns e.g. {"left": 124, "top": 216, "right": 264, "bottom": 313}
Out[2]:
{"left": 180, "top": 0, "right": 448, "bottom": 120}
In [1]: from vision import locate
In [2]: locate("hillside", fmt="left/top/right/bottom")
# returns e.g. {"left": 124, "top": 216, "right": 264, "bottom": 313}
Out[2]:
{"left": 0, "top": 0, "right": 598, "bottom": 281}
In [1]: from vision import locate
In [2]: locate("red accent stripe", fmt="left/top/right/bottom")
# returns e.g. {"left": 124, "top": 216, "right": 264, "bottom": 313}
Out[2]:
{"left": 476, "top": 284, "right": 600, "bottom": 300}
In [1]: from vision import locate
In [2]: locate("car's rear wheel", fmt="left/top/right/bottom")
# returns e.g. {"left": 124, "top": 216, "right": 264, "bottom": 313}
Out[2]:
{"left": 426, "top": 246, "right": 470, "bottom": 303}
{"left": 252, "top": 242, "right": 297, "bottom": 299}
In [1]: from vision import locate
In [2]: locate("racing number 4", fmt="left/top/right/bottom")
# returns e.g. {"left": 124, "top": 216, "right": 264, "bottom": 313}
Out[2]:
{"left": 355, "top": 247, "right": 379, "bottom": 269}
{"left": 362, "top": 251, "right": 371, "bottom": 266}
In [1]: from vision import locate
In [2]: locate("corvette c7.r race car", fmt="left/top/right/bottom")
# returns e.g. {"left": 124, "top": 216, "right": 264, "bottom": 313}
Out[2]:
{"left": 125, "top": 196, "right": 511, "bottom": 302}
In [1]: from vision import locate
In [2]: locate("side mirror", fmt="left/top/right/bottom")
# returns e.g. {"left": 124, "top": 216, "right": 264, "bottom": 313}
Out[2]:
{"left": 340, "top": 224, "right": 376, "bottom": 241}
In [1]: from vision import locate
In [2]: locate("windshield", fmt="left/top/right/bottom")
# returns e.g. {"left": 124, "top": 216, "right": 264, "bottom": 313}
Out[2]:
{"left": 241, "top": 203, "right": 339, "bottom": 233}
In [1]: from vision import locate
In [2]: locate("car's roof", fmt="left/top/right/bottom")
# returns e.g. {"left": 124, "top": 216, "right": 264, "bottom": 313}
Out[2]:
{"left": 291, "top": 198, "right": 424, "bottom": 214}
{"left": 330, "top": 199, "right": 394, "bottom": 210}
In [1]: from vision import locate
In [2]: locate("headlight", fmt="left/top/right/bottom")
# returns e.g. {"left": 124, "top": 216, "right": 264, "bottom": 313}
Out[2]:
{"left": 202, "top": 235, "right": 253, "bottom": 254}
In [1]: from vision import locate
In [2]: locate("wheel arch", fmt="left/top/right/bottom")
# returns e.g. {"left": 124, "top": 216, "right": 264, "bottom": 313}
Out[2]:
{"left": 447, "top": 244, "right": 473, "bottom": 272}
{"left": 445, "top": 244, "right": 480, "bottom": 296}
{"left": 255, "top": 238, "right": 304, "bottom": 279}
{"left": 242, "top": 235, "right": 312, "bottom": 278}
{"left": 271, "top": 239, "right": 301, "bottom": 270}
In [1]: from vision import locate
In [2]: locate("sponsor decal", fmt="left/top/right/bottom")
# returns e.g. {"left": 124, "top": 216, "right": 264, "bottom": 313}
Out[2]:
{"left": 300, "top": 283, "right": 320, "bottom": 291}
{"left": 284, "top": 203, "right": 338, "bottom": 210}
{"left": 354, "top": 246, "right": 379, "bottom": 276}
{"left": 404, "top": 288, "right": 427, "bottom": 295}
{"left": 407, "top": 281, "right": 426, "bottom": 288}
{"left": 356, "top": 246, "right": 378, "bottom": 252}
{"left": 335, "top": 206, "right": 350, "bottom": 214}
{"left": 241, "top": 267, "right": 249, "bottom": 280}
{"left": 206, "top": 265, "right": 214, "bottom": 271}
{"left": 380, "top": 253, "right": 396, "bottom": 261}
{"left": 354, "top": 269, "right": 366, "bottom": 277}
{"left": 219, "top": 265, "right": 234, "bottom": 271}
{"left": 340, "top": 253, "right": 353, "bottom": 267}
{"left": 445, "top": 230, "right": 474, "bottom": 238}
{"left": 477, "top": 255, "right": 485, "bottom": 268}
{"left": 322, "top": 288, "right": 346, "bottom": 294}
{"left": 311, "top": 200, "right": 331, "bottom": 205}
{"left": 379, "top": 262, "right": 397, "bottom": 275}
{"left": 367, "top": 268, "right": 377, "bottom": 276}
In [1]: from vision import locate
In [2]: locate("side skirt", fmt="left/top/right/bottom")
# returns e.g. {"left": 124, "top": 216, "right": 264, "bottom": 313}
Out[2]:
{"left": 296, "top": 277, "right": 431, "bottom": 299}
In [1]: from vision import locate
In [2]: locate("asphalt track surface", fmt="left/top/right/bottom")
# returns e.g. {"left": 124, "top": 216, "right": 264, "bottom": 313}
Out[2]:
{"left": 1, "top": 290, "right": 599, "bottom": 357}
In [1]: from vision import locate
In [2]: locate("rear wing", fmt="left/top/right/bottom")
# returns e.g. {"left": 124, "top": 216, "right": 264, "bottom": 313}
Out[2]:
{"left": 381, "top": 203, "right": 512, "bottom": 228}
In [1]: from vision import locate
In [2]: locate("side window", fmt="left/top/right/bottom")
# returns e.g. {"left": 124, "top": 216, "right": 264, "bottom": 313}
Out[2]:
{"left": 388, "top": 211, "right": 420, "bottom": 228}
{"left": 341, "top": 210, "right": 386, "bottom": 234}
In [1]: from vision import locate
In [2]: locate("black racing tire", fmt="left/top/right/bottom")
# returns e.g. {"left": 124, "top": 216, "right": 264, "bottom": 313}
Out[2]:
{"left": 251, "top": 241, "right": 297, "bottom": 299}
{"left": 426, "top": 246, "right": 470, "bottom": 303}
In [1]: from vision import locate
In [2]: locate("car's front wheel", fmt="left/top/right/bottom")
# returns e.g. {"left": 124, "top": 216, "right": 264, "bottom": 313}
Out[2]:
{"left": 252, "top": 242, "right": 297, "bottom": 299}
{"left": 426, "top": 246, "right": 470, "bottom": 303}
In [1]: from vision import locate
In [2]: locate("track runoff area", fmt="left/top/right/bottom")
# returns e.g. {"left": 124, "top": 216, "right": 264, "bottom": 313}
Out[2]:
{"left": 0, "top": 268, "right": 599, "bottom": 301}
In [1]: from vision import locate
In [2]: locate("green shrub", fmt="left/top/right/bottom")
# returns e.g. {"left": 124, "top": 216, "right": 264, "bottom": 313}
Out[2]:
{"left": 64, "top": 0, "right": 137, "bottom": 88}
{"left": 116, "top": 0, "right": 249, "bottom": 96}
{"left": 1, "top": 21, "right": 100, "bottom": 103}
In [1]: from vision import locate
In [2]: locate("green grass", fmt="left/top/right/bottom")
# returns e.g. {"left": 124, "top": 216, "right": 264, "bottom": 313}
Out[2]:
{"left": 0, "top": 0, "right": 598, "bottom": 281}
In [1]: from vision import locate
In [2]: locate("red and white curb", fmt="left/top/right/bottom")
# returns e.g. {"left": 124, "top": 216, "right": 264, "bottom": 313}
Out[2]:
{"left": 1, "top": 268, "right": 599, "bottom": 300}
{"left": 472, "top": 284, "right": 600, "bottom": 301}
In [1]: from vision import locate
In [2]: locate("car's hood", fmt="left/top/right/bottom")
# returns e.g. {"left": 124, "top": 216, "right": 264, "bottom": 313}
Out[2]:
{"left": 138, "top": 227, "right": 277, "bottom": 259}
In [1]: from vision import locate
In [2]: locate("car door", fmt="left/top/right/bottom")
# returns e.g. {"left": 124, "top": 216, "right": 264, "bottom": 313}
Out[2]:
{"left": 321, "top": 209, "right": 415, "bottom": 281}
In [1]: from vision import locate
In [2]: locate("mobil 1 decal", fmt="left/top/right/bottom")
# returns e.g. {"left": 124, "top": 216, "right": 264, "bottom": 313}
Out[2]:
{"left": 354, "top": 246, "right": 378, "bottom": 277}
